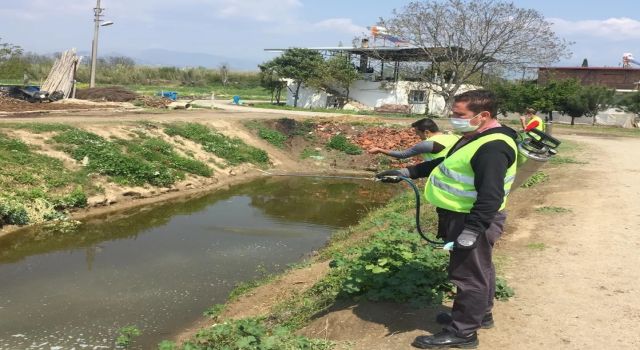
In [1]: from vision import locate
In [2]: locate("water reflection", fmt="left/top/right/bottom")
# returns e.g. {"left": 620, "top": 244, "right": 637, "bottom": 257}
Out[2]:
{"left": 0, "top": 177, "right": 397, "bottom": 349}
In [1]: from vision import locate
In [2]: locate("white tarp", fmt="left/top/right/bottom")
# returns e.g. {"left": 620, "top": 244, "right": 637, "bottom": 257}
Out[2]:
{"left": 594, "top": 112, "right": 637, "bottom": 128}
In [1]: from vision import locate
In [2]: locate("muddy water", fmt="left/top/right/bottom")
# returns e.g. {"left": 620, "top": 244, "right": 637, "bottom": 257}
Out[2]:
{"left": 0, "top": 177, "right": 397, "bottom": 349}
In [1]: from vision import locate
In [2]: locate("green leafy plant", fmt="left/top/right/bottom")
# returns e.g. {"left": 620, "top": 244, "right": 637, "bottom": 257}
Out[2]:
{"left": 327, "top": 135, "right": 362, "bottom": 155}
{"left": 184, "top": 317, "right": 332, "bottom": 350}
{"left": 115, "top": 325, "right": 141, "bottom": 348}
{"left": 55, "top": 186, "right": 88, "bottom": 209}
{"left": 328, "top": 228, "right": 452, "bottom": 306}
{"left": 164, "top": 123, "right": 269, "bottom": 165}
{"left": 203, "top": 304, "right": 226, "bottom": 320}
{"left": 495, "top": 277, "right": 515, "bottom": 300}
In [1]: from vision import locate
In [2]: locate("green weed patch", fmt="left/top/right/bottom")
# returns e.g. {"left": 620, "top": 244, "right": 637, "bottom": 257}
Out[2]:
{"left": 0, "top": 132, "right": 92, "bottom": 225}
{"left": 327, "top": 134, "right": 362, "bottom": 155}
{"left": 300, "top": 148, "right": 322, "bottom": 159}
{"left": 164, "top": 123, "right": 269, "bottom": 165}
{"left": 182, "top": 318, "right": 332, "bottom": 350}
{"left": 521, "top": 171, "right": 549, "bottom": 188}
{"left": 53, "top": 129, "right": 176, "bottom": 187}
{"left": 245, "top": 121, "right": 288, "bottom": 148}
{"left": 536, "top": 206, "right": 571, "bottom": 214}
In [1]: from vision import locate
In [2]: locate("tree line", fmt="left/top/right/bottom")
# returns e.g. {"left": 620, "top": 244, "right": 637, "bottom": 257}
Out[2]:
{"left": 489, "top": 79, "right": 640, "bottom": 125}
{"left": 0, "top": 38, "right": 259, "bottom": 88}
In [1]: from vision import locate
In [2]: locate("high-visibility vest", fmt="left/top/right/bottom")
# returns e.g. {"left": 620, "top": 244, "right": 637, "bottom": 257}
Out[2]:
{"left": 530, "top": 115, "right": 545, "bottom": 133}
{"left": 425, "top": 133, "right": 518, "bottom": 213}
{"left": 422, "top": 134, "right": 461, "bottom": 161}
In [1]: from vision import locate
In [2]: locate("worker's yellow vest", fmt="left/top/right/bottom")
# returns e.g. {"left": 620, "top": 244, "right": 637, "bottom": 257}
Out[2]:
{"left": 531, "top": 115, "right": 545, "bottom": 133}
{"left": 425, "top": 133, "right": 518, "bottom": 213}
{"left": 422, "top": 134, "right": 461, "bottom": 161}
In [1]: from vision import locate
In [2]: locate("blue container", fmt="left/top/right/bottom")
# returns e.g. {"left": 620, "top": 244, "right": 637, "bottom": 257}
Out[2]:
{"left": 158, "top": 91, "right": 178, "bottom": 101}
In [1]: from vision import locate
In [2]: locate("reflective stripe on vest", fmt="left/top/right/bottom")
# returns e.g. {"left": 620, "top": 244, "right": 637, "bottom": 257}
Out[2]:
{"left": 422, "top": 134, "right": 461, "bottom": 161}
{"left": 425, "top": 132, "right": 518, "bottom": 213}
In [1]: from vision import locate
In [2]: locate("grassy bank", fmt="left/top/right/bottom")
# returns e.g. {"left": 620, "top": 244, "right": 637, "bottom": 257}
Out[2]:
{"left": 0, "top": 122, "right": 269, "bottom": 227}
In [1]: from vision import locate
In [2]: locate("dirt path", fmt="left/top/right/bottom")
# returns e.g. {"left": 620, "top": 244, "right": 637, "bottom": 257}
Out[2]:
{"left": 299, "top": 133, "right": 640, "bottom": 349}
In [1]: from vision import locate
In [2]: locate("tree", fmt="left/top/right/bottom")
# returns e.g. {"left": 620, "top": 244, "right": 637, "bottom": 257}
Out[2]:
{"left": 106, "top": 56, "right": 135, "bottom": 67}
{"left": 0, "top": 37, "right": 22, "bottom": 61}
{"left": 382, "top": 0, "right": 571, "bottom": 113}
{"left": 0, "top": 38, "right": 26, "bottom": 80}
{"left": 322, "top": 55, "right": 359, "bottom": 101}
{"left": 581, "top": 85, "right": 615, "bottom": 125}
{"left": 559, "top": 85, "right": 614, "bottom": 125}
{"left": 581, "top": 58, "right": 589, "bottom": 67}
{"left": 219, "top": 63, "right": 229, "bottom": 86}
{"left": 259, "top": 48, "right": 324, "bottom": 107}
{"left": 617, "top": 91, "right": 640, "bottom": 116}
{"left": 258, "top": 62, "right": 286, "bottom": 104}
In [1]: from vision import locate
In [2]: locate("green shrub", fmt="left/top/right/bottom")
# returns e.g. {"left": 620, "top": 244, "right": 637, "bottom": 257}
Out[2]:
{"left": 327, "top": 135, "right": 362, "bottom": 155}
{"left": 0, "top": 200, "right": 29, "bottom": 225}
{"left": 56, "top": 186, "right": 88, "bottom": 209}
{"left": 164, "top": 123, "right": 269, "bottom": 165}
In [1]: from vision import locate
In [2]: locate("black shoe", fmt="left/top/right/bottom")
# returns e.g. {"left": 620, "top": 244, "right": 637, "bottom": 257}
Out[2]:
{"left": 412, "top": 329, "right": 478, "bottom": 349}
{"left": 435, "top": 312, "right": 494, "bottom": 329}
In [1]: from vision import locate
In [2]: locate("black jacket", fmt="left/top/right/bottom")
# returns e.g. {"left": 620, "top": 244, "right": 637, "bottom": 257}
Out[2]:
{"left": 406, "top": 126, "right": 518, "bottom": 234}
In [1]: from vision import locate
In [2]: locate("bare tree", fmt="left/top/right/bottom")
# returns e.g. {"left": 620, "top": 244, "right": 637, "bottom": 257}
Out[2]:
{"left": 382, "top": 0, "right": 571, "bottom": 113}
{"left": 219, "top": 63, "right": 229, "bottom": 86}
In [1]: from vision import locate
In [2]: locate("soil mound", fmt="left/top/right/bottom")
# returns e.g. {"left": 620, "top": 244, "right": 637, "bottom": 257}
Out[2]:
{"left": 76, "top": 86, "right": 138, "bottom": 102}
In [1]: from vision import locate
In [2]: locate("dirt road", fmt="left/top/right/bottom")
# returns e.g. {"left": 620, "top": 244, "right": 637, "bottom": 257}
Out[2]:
{"left": 301, "top": 133, "right": 640, "bottom": 349}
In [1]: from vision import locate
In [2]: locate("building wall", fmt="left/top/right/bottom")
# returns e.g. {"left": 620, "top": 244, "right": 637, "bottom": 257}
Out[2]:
{"left": 538, "top": 67, "right": 640, "bottom": 90}
{"left": 286, "top": 80, "right": 476, "bottom": 115}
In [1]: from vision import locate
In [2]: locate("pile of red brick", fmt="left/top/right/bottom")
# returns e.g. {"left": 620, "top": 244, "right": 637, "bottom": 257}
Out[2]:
{"left": 354, "top": 127, "right": 422, "bottom": 150}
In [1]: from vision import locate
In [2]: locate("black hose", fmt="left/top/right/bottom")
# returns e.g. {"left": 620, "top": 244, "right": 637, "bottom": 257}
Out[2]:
{"left": 397, "top": 176, "right": 446, "bottom": 247}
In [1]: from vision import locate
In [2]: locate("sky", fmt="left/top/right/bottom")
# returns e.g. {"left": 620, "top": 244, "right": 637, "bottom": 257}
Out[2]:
{"left": 1, "top": 0, "right": 640, "bottom": 70}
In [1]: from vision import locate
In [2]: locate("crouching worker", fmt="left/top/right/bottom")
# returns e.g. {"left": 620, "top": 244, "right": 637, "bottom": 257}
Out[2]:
{"left": 376, "top": 90, "right": 518, "bottom": 349}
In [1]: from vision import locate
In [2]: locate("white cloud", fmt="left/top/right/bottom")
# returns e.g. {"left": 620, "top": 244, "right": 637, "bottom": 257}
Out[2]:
{"left": 551, "top": 17, "right": 640, "bottom": 41}
{"left": 216, "top": 0, "right": 302, "bottom": 22}
{"left": 313, "top": 18, "right": 368, "bottom": 36}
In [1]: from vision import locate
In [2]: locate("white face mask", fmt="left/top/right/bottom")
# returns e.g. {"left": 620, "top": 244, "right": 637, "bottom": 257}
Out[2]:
{"left": 450, "top": 113, "right": 481, "bottom": 133}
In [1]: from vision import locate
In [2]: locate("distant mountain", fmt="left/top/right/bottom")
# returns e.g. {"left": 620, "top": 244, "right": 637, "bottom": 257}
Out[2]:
{"left": 133, "top": 49, "right": 259, "bottom": 70}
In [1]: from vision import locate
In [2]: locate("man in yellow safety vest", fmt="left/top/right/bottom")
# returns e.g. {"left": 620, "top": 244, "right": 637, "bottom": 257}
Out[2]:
{"left": 368, "top": 118, "right": 460, "bottom": 161}
{"left": 376, "top": 90, "right": 518, "bottom": 349}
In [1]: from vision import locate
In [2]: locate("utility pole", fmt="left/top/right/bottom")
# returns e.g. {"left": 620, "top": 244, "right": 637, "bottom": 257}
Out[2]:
{"left": 89, "top": 0, "right": 102, "bottom": 88}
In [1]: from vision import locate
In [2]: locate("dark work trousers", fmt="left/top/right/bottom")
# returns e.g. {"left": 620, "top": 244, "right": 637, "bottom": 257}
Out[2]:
{"left": 436, "top": 209, "right": 507, "bottom": 337}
